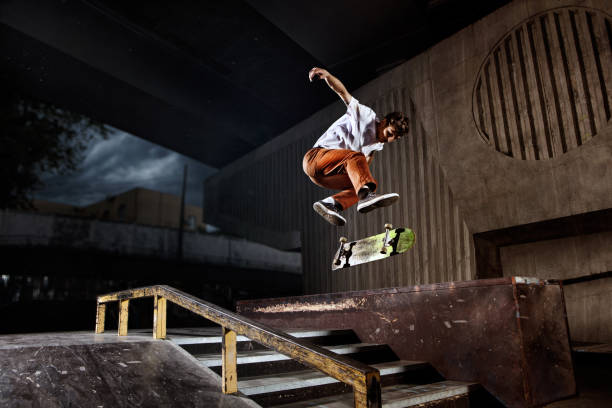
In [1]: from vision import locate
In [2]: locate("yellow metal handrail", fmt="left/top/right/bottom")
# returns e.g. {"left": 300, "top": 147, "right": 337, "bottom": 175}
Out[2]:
{"left": 95, "top": 285, "right": 381, "bottom": 408}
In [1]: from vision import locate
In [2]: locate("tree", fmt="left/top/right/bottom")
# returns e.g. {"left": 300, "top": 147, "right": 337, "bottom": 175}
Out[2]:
{"left": 0, "top": 93, "right": 110, "bottom": 209}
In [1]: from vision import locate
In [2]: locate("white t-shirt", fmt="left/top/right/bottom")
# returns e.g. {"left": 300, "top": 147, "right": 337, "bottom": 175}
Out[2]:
{"left": 313, "top": 97, "right": 384, "bottom": 157}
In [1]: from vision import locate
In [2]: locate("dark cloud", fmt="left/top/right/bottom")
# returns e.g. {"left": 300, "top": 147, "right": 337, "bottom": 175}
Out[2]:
{"left": 34, "top": 129, "right": 217, "bottom": 207}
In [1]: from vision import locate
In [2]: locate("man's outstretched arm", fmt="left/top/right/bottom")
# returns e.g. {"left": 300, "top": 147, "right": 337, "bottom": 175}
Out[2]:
{"left": 309, "top": 67, "right": 352, "bottom": 105}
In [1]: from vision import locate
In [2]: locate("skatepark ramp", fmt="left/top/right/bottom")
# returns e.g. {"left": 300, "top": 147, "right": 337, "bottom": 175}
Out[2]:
{"left": 0, "top": 331, "right": 259, "bottom": 407}
{"left": 2, "top": 280, "right": 577, "bottom": 406}
{"left": 94, "top": 285, "right": 489, "bottom": 407}
{"left": 95, "top": 285, "right": 383, "bottom": 407}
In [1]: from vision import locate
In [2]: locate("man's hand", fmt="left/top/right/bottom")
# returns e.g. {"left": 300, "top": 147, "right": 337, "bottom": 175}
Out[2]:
{"left": 308, "top": 67, "right": 352, "bottom": 105}
{"left": 309, "top": 67, "right": 329, "bottom": 82}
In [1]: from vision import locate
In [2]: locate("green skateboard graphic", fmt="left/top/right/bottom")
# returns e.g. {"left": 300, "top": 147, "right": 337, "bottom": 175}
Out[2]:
{"left": 332, "top": 224, "right": 416, "bottom": 270}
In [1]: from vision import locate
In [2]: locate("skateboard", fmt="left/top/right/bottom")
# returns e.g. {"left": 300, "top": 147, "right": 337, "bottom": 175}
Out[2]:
{"left": 331, "top": 223, "right": 415, "bottom": 270}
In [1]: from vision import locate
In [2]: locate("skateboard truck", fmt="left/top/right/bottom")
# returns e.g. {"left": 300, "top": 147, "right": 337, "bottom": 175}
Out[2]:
{"left": 334, "top": 237, "right": 348, "bottom": 266}
{"left": 380, "top": 223, "right": 393, "bottom": 254}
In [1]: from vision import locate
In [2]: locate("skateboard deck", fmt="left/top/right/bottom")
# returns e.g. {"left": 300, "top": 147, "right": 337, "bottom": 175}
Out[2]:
{"left": 332, "top": 224, "right": 415, "bottom": 270}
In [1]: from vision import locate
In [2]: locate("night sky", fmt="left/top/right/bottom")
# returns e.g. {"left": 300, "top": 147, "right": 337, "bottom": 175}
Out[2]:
{"left": 33, "top": 128, "right": 217, "bottom": 208}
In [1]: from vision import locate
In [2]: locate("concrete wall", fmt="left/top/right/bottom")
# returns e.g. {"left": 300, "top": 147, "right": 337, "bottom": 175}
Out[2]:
{"left": 431, "top": 0, "right": 612, "bottom": 232}
{"left": 501, "top": 232, "right": 612, "bottom": 279}
{"left": 0, "top": 210, "right": 300, "bottom": 274}
{"left": 205, "top": 0, "right": 612, "bottom": 340}
{"left": 501, "top": 232, "right": 612, "bottom": 342}
{"left": 563, "top": 277, "right": 612, "bottom": 343}
{"left": 206, "top": 40, "right": 476, "bottom": 294}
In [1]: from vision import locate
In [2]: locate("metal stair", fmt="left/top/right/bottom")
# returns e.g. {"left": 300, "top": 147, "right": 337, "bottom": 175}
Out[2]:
{"left": 165, "top": 327, "right": 479, "bottom": 407}
{"left": 274, "top": 382, "right": 478, "bottom": 408}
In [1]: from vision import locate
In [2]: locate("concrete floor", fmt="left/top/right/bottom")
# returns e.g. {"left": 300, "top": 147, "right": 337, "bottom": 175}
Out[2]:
{"left": 0, "top": 332, "right": 260, "bottom": 407}
{"left": 2, "top": 331, "right": 610, "bottom": 407}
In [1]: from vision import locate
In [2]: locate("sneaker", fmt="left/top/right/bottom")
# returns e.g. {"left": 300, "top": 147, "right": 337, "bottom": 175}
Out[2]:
{"left": 357, "top": 191, "right": 399, "bottom": 213}
{"left": 313, "top": 200, "right": 346, "bottom": 226}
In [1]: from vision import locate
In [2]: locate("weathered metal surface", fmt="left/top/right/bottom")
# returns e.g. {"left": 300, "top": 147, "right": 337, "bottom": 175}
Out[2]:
{"left": 511, "top": 278, "right": 576, "bottom": 406}
{"left": 118, "top": 299, "right": 129, "bottom": 336}
{"left": 573, "top": 343, "right": 612, "bottom": 354}
{"left": 95, "top": 302, "right": 105, "bottom": 334}
{"left": 355, "top": 371, "right": 382, "bottom": 408}
{"left": 332, "top": 227, "right": 416, "bottom": 270}
{"left": 96, "top": 285, "right": 382, "bottom": 407}
{"left": 98, "top": 286, "right": 157, "bottom": 303}
{"left": 236, "top": 277, "right": 576, "bottom": 408}
{"left": 153, "top": 295, "right": 167, "bottom": 340}
{"left": 223, "top": 327, "right": 238, "bottom": 394}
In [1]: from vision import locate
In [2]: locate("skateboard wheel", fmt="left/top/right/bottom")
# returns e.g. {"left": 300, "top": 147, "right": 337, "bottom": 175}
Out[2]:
{"left": 384, "top": 223, "right": 393, "bottom": 230}
{"left": 339, "top": 237, "right": 348, "bottom": 243}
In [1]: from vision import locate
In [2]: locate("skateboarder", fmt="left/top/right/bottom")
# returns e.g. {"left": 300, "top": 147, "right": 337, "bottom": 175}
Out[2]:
{"left": 303, "top": 67, "right": 410, "bottom": 226}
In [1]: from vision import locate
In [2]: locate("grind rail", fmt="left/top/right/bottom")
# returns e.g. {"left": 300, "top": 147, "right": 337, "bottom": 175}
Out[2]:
{"left": 95, "top": 285, "right": 381, "bottom": 408}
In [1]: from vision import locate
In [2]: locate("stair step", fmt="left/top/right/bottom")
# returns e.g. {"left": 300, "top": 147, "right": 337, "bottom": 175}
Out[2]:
{"left": 170, "top": 327, "right": 361, "bottom": 355}
{"left": 271, "top": 381, "right": 477, "bottom": 407}
{"left": 168, "top": 328, "right": 356, "bottom": 345}
{"left": 195, "top": 343, "right": 388, "bottom": 367}
{"left": 238, "top": 360, "right": 428, "bottom": 396}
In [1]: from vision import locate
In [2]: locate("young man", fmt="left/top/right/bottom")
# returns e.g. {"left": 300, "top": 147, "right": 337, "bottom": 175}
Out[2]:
{"left": 303, "top": 67, "right": 410, "bottom": 226}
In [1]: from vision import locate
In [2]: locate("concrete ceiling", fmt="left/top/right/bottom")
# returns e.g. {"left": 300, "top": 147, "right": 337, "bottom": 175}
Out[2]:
{"left": 0, "top": 0, "right": 509, "bottom": 168}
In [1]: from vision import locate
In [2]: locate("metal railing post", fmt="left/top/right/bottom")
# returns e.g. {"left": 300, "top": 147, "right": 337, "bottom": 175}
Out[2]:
{"left": 95, "top": 302, "right": 106, "bottom": 334}
{"left": 222, "top": 326, "right": 238, "bottom": 394}
{"left": 354, "top": 372, "right": 382, "bottom": 408}
{"left": 118, "top": 299, "right": 130, "bottom": 336}
{"left": 153, "top": 295, "right": 167, "bottom": 339}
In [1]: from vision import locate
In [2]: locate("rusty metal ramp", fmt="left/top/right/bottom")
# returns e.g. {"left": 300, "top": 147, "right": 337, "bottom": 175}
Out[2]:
{"left": 237, "top": 277, "right": 576, "bottom": 407}
{"left": 0, "top": 332, "right": 260, "bottom": 408}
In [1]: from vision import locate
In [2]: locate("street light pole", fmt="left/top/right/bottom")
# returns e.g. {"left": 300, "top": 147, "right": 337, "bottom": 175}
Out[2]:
{"left": 177, "top": 164, "right": 187, "bottom": 261}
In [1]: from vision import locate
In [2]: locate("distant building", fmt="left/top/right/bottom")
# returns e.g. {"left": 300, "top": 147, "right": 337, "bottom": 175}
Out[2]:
{"left": 31, "top": 200, "right": 85, "bottom": 218}
{"left": 34, "top": 187, "right": 206, "bottom": 231}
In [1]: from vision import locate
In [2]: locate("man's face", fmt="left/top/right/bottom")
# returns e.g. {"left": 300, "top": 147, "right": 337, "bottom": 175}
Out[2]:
{"left": 382, "top": 124, "right": 400, "bottom": 143}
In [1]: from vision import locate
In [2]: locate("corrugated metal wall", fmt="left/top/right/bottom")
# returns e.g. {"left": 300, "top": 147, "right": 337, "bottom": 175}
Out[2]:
{"left": 206, "top": 84, "right": 474, "bottom": 294}
{"left": 305, "top": 88, "right": 474, "bottom": 293}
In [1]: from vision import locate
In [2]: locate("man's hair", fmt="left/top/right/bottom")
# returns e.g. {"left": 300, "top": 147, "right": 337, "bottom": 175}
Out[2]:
{"left": 384, "top": 112, "right": 410, "bottom": 137}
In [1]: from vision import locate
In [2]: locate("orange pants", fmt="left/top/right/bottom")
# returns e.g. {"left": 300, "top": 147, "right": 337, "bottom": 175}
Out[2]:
{"left": 302, "top": 148, "right": 377, "bottom": 210}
